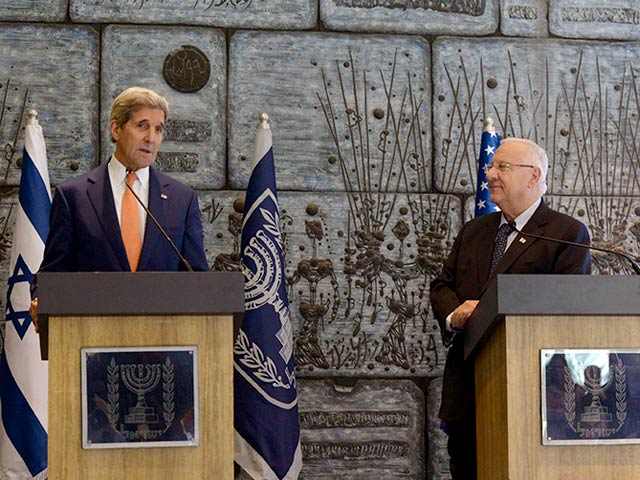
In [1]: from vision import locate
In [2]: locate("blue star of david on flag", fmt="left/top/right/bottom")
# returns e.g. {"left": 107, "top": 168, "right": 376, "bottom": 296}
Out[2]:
{"left": 0, "top": 114, "right": 51, "bottom": 479}
{"left": 6, "top": 255, "right": 35, "bottom": 340}
{"left": 475, "top": 119, "right": 501, "bottom": 217}
{"left": 233, "top": 114, "right": 302, "bottom": 480}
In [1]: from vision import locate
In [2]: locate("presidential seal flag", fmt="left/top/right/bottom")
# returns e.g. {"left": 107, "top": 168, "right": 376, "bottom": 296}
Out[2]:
{"left": 475, "top": 117, "right": 501, "bottom": 217}
{"left": 0, "top": 110, "right": 51, "bottom": 479}
{"left": 234, "top": 113, "right": 302, "bottom": 480}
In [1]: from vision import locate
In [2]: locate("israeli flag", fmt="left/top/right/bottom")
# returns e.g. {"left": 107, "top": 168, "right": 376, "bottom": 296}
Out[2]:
{"left": 0, "top": 114, "right": 50, "bottom": 479}
{"left": 475, "top": 117, "right": 501, "bottom": 217}
{"left": 234, "top": 113, "right": 302, "bottom": 480}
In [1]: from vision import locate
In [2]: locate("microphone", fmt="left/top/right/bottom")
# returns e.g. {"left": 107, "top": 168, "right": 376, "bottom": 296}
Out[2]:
{"left": 125, "top": 171, "right": 194, "bottom": 272}
{"left": 508, "top": 221, "right": 640, "bottom": 275}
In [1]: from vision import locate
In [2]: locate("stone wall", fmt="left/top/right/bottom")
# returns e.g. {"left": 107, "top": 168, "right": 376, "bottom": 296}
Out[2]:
{"left": 1, "top": 1, "right": 639, "bottom": 478}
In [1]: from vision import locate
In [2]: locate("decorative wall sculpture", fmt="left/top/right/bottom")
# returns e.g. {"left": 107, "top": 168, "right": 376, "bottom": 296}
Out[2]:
{"left": 0, "top": 2, "right": 639, "bottom": 479}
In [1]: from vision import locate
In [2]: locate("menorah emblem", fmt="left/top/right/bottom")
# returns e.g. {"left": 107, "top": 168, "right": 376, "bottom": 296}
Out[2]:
{"left": 121, "top": 363, "right": 161, "bottom": 425}
{"left": 580, "top": 365, "right": 613, "bottom": 423}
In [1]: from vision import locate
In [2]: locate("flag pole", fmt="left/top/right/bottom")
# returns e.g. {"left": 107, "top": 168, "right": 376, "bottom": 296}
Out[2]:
{"left": 257, "top": 112, "right": 270, "bottom": 130}
{"left": 27, "top": 109, "right": 39, "bottom": 126}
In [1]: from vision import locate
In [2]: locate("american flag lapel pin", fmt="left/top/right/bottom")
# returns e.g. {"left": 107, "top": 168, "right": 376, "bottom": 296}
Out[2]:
{"left": 160, "top": 193, "right": 168, "bottom": 200}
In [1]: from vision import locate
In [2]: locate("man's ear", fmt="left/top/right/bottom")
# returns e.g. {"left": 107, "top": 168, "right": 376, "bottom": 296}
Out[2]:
{"left": 110, "top": 119, "right": 120, "bottom": 141}
{"left": 529, "top": 166, "right": 542, "bottom": 189}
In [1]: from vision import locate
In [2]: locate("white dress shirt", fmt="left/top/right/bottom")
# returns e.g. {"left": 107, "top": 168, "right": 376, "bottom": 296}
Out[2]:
{"left": 108, "top": 155, "right": 149, "bottom": 241}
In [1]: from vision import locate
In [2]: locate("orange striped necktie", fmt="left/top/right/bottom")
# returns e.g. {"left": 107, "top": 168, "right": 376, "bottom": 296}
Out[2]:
{"left": 121, "top": 171, "right": 142, "bottom": 271}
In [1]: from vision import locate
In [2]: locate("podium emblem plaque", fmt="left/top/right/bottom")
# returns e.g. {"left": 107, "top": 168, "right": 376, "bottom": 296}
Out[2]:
{"left": 541, "top": 349, "right": 640, "bottom": 445}
{"left": 81, "top": 346, "right": 199, "bottom": 449}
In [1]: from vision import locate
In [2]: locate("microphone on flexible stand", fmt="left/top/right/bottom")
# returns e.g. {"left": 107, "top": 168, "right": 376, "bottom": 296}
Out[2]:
{"left": 508, "top": 221, "right": 640, "bottom": 275}
{"left": 125, "top": 171, "right": 194, "bottom": 272}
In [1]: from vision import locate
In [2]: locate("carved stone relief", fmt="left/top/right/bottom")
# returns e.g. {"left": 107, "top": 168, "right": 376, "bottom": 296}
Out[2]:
{"left": 500, "top": 0, "right": 548, "bottom": 37}
{"left": 101, "top": 25, "right": 226, "bottom": 189}
{"left": 433, "top": 38, "right": 640, "bottom": 200}
{"left": 228, "top": 31, "right": 431, "bottom": 192}
{"left": 0, "top": 25, "right": 98, "bottom": 187}
{"left": 70, "top": 0, "right": 317, "bottom": 29}
{"left": 199, "top": 190, "right": 461, "bottom": 377}
{"left": 320, "top": 0, "right": 499, "bottom": 35}
{"left": 550, "top": 0, "right": 640, "bottom": 40}
{"left": 296, "top": 379, "right": 425, "bottom": 478}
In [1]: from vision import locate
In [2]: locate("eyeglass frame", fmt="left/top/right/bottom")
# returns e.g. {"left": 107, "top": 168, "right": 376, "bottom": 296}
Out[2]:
{"left": 488, "top": 161, "right": 536, "bottom": 173}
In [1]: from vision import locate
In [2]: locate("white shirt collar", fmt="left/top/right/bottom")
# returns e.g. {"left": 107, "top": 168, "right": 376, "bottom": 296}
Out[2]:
{"left": 500, "top": 197, "right": 542, "bottom": 231}
{"left": 108, "top": 154, "right": 150, "bottom": 186}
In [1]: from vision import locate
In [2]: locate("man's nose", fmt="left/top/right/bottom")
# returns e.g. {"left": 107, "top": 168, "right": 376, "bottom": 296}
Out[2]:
{"left": 144, "top": 129, "right": 161, "bottom": 144}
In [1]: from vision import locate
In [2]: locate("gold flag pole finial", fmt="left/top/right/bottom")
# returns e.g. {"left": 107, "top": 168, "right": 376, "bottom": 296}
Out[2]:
{"left": 27, "top": 109, "right": 39, "bottom": 126}
{"left": 257, "top": 112, "right": 270, "bottom": 130}
{"left": 482, "top": 117, "right": 495, "bottom": 133}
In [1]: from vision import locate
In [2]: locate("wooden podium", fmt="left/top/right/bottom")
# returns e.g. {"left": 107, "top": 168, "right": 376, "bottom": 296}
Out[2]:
{"left": 465, "top": 274, "right": 640, "bottom": 479}
{"left": 38, "top": 272, "right": 244, "bottom": 480}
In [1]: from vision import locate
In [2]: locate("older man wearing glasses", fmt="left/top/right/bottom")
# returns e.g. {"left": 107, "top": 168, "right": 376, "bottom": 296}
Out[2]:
{"left": 430, "top": 137, "right": 592, "bottom": 479}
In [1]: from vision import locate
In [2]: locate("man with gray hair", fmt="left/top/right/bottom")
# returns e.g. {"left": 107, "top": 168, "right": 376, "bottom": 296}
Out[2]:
{"left": 430, "top": 137, "right": 591, "bottom": 479}
{"left": 38, "top": 86, "right": 208, "bottom": 275}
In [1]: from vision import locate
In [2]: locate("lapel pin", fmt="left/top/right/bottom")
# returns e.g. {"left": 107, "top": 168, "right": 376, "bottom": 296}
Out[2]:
{"left": 519, "top": 237, "right": 527, "bottom": 244}
{"left": 160, "top": 193, "right": 168, "bottom": 200}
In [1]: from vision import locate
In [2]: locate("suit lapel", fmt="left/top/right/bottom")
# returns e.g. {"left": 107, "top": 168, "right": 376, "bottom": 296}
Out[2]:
{"left": 86, "top": 162, "right": 130, "bottom": 271}
{"left": 493, "top": 201, "right": 549, "bottom": 276}
{"left": 138, "top": 168, "right": 169, "bottom": 270}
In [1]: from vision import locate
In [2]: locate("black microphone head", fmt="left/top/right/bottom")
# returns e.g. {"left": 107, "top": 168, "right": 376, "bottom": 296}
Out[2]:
{"left": 508, "top": 220, "right": 517, "bottom": 231}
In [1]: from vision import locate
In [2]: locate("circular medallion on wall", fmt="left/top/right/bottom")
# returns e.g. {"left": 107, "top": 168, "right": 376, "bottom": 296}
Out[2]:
{"left": 163, "top": 45, "right": 211, "bottom": 93}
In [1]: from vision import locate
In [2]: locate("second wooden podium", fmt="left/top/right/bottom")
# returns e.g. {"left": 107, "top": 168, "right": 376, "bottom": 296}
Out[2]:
{"left": 38, "top": 271, "right": 244, "bottom": 480}
{"left": 465, "top": 274, "right": 640, "bottom": 480}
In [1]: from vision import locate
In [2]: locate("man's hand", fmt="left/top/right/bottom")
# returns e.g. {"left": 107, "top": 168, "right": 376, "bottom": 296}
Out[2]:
{"left": 29, "top": 298, "right": 39, "bottom": 333}
{"left": 450, "top": 300, "right": 479, "bottom": 330}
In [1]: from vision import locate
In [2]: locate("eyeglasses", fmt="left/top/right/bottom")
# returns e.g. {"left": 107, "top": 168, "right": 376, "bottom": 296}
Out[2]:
{"left": 488, "top": 161, "right": 536, "bottom": 173}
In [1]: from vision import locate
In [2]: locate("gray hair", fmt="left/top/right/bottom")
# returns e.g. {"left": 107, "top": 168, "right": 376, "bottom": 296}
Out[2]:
{"left": 109, "top": 87, "right": 169, "bottom": 142}
{"left": 500, "top": 137, "right": 548, "bottom": 195}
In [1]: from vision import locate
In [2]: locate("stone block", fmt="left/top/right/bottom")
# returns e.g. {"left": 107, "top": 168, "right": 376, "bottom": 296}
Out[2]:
{"left": 102, "top": 26, "right": 226, "bottom": 189}
{"left": 500, "top": 0, "right": 548, "bottom": 37}
{"left": 200, "top": 190, "right": 462, "bottom": 377}
{"left": 433, "top": 37, "right": 640, "bottom": 198}
{"left": 0, "top": 25, "right": 98, "bottom": 187}
{"left": 70, "top": 0, "right": 316, "bottom": 30}
{"left": 229, "top": 31, "right": 431, "bottom": 192}
{"left": 320, "top": 0, "right": 499, "bottom": 35}
{"left": 0, "top": 0, "right": 66, "bottom": 21}
{"left": 550, "top": 0, "right": 640, "bottom": 40}
{"left": 297, "top": 379, "right": 424, "bottom": 479}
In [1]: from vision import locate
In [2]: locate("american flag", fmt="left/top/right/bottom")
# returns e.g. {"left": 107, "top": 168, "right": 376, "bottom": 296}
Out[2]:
{"left": 474, "top": 118, "right": 500, "bottom": 217}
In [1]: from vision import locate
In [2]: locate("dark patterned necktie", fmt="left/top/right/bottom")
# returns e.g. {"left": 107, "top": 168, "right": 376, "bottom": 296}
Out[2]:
{"left": 489, "top": 223, "right": 514, "bottom": 276}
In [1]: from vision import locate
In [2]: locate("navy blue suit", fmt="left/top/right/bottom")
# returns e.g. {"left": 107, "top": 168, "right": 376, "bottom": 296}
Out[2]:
{"left": 40, "top": 162, "right": 208, "bottom": 273}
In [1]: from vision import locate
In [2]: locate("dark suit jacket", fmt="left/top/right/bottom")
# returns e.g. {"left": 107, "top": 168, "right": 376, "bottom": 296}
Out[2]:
{"left": 40, "top": 162, "right": 208, "bottom": 273}
{"left": 430, "top": 200, "right": 591, "bottom": 422}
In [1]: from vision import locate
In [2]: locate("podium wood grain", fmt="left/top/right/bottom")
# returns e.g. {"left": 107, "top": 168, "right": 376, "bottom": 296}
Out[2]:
{"left": 48, "top": 314, "right": 233, "bottom": 480}
{"left": 476, "top": 315, "right": 640, "bottom": 480}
